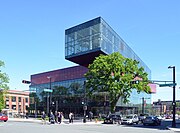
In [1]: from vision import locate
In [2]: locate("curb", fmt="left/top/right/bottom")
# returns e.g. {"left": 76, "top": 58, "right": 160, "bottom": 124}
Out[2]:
{"left": 167, "top": 126, "right": 180, "bottom": 132}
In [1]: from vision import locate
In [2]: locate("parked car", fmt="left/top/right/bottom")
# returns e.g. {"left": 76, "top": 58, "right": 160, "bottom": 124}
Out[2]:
{"left": 155, "top": 115, "right": 163, "bottom": 120}
{"left": 138, "top": 114, "right": 149, "bottom": 122}
{"left": 143, "top": 116, "right": 161, "bottom": 126}
{"left": 104, "top": 114, "right": 121, "bottom": 124}
{"left": 121, "top": 114, "right": 139, "bottom": 125}
{"left": 165, "top": 115, "right": 172, "bottom": 119}
{"left": 0, "top": 113, "right": 8, "bottom": 122}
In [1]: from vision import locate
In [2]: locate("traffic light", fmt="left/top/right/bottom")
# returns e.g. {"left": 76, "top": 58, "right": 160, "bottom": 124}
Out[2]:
{"left": 131, "top": 80, "right": 139, "bottom": 84}
{"left": 22, "top": 80, "right": 31, "bottom": 84}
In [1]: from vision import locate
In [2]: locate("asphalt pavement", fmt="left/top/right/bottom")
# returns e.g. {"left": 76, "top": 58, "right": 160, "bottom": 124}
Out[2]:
{"left": 6, "top": 117, "right": 180, "bottom": 132}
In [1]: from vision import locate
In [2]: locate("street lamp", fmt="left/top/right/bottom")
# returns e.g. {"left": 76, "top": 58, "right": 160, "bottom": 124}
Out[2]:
{"left": 168, "top": 66, "right": 176, "bottom": 128}
{"left": 47, "top": 76, "right": 52, "bottom": 115}
{"left": 83, "top": 80, "right": 87, "bottom": 123}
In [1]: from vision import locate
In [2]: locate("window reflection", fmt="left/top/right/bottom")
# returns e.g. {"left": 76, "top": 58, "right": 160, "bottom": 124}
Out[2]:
{"left": 65, "top": 17, "right": 150, "bottom": 77}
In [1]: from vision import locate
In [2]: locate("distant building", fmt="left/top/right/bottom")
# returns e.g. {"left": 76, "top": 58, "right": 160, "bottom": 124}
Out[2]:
{"left": 153, "top": 100, "right": 180, "bottom": 115}
{"left": 30, "top": 17, "right": 153, "bottom": 116}
{"left": 2, "top": 90, "right": 29, "bottom": 118}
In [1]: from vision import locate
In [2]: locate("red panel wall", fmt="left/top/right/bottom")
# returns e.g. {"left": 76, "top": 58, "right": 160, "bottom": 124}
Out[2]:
{"left": 31, "top": 66, "right": 88, "bottom": 85}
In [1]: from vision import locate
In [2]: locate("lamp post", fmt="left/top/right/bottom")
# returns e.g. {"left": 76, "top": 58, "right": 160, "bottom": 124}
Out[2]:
{"left": 83, "top": 80, "right": 87, "bottom": 123}
{"left": 168, "top": 66, "right": 176, "bottom": 128}
{"left": 142, "top": 97, "right": 145, "bottom": 114}
{"left": 47, "top": 76, "right": 52, "bottom": 115}
{"left": 34, "top": 101, "right": 37, "bottom": 118}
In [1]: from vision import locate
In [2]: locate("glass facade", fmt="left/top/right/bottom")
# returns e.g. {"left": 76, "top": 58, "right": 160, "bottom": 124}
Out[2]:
{"left": 30, "top": 77, "right": 115, "bottom": 117}
{"left": 65, "top": 18, "right": 101, "bottom": 57}
{"left": 65, "top": 17, "right": 151, "bottom": 78}
{"left": 116, "top": 89, "right": 151, "bottom": 115}
{"left": 30, "top": 77, "right": 111, "bottom": 117}
{"left": 30, "top": 77, "right": 151, "bottom": 116}
{"left": 30, "top": 17, "right": 152, "bottom": 117}
{"left": 30, "top": 78, "right": 85, "bottom": 100}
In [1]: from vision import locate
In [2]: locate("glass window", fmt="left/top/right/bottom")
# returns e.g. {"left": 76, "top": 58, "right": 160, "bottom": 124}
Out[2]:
{"left": 12, "top": 105, "right": 16, "bottom": 110}
{"left": 18, "top": 97, "right": 21, "bottom": 102}
{"left": 12, "top": 96, "right": 16, "bottom": 102}
{"left": 92, "top": 34, "right": 101, "bottom": 49}
{"left": 18, "top": 105, "right": 21, "bottom": 112}
{"left": 25, "top": 98, "right": 28, "bottom": 103}
{"left": 6, "top": 97, "right": 9, "bottom": 102}
{"left": 6, "top": 105, "right": 9, "bottom": 109}
{"left": 65, "top": 23, "right": 101, "bottom": 57}
{"left": 91, "top": 24, "right": 100, "bottom": 34}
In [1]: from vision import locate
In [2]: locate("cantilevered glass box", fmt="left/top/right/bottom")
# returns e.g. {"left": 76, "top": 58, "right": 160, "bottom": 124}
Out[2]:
{"left": 65, "top": 17, "right": 150, "bottom": 77}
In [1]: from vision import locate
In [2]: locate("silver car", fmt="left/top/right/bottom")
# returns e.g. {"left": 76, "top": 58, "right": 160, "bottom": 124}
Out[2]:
{"left": 121, "top": 114, "right": 139, "bottom": 125}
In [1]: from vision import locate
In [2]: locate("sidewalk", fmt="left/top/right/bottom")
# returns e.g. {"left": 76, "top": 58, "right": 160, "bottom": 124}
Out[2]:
{"left": 167, "top": 120, "right": 180, "bottom": 132}
{"left": 8, "top": 118, "right": 103, "bottom": 125}
{"left": 167, "top": 125, "right": 180, "bottom": 132}
{"left": 8, "top": 118, "right": 42, "bottom": 123}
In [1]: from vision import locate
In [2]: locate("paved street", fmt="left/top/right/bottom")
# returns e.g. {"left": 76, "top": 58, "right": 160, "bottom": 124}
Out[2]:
{"left": 0, "top": 120, "right": 175, "bottom": 133}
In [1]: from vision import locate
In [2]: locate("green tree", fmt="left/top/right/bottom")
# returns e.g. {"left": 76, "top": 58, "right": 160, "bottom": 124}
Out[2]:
{"left": 0, "top": 60, "right": 9, "bottom": 111}
{"left": 85, "top": 52, "right": 150, "bottom": 112}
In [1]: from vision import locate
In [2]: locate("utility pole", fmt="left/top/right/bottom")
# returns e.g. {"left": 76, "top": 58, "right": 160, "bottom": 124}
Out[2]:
{"left": 83, "top": 80, "right": 87, "bottom": 123}
{"left": 168, "top": 66, "right": 176, "bottom": 128}
{"left": 142, "top": 97, "right": 145, "bottom": 114}
{"left": 56, "top": 101, "right": 58, "bottom": 112}
{"left": 47, "top": 76, "right": 52, "bottom": 115}
{"left": 47, "top": 94, "right": 49, "bottom": 115}
{"left": 35, "top": 101, "right": 37, "bottom": 118}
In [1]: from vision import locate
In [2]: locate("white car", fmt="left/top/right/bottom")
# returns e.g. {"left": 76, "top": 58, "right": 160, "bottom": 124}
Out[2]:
{"left": 121, "top": 114, "right": 139, "bottom": 125}
{"left": 155, "top": 115, "right": 163, "bottom": 120}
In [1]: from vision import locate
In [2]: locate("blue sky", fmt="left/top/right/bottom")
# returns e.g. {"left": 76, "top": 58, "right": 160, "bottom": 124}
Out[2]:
{"left": 0, "top": 0, "right": 180, "bottom": 102}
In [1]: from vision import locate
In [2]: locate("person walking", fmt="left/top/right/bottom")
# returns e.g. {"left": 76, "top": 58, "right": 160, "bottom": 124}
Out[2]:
{"left": 57, "top": 112, "right": 62, "bottom": 124}
{"left": 41, "top": 111, "right": 46, "bottom": 125}
{"left": 55, "top": 111, "right": 58, "bottom": 123}
{"left": 50, "top": 112, "right": 55, "bottom": 124}
{"left": 69, "top": 112, "right": 74, "bottom": 124}
{"left": 89, "top": 111, "right": 93, "bottom": 121}
{"left": 61, "top": 112, "right": 64, "bottom": 123}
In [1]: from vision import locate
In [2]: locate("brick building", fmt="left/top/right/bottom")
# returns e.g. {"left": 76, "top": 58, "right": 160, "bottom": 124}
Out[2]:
{"left": 2, "top": 90, "right": 29, "bottom": 118}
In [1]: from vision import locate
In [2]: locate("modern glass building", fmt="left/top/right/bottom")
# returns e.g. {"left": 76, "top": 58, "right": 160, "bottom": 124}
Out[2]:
{"left": 65, "top": 17, "right": 151, "bottom": 78}
{"left": 29, "top": 66, "right": 88, "bottom": 117}
{"left": 30, "top": 17, "right": 153, "bottom": 117}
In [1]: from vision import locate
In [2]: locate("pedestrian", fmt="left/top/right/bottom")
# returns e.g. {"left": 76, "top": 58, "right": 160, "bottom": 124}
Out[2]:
{"left": 50, "top": 112, "right": 55, "bottom": 124}
{"left": 41, "top": 111, "right": 46, "bottom": 125}
{"left": 58, "top": 112, "right": 62, "bottom": 124}
{"left": 89, "top": 111, "right": 93, "bottom": 121}
{"left": 69, "top": 112, "right": 74, "bottom": 123}
{"left": 61, "top": 112, "right": 64, "bottom": 123}
{"left": 55, "top": 111, "right": 58, "bottom": 123}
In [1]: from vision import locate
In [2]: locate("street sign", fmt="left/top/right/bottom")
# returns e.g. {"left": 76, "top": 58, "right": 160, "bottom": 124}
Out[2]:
{"left": 44, "top": 89, "right": 53, "bottom": 92}
{"left": 159, "top": 83, "right": 177, "bottom": 87}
